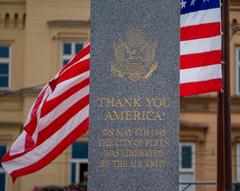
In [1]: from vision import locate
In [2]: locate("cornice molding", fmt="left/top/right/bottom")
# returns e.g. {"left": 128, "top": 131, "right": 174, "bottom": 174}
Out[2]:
{"left": 47, "top": 20, "right": 90, "bottom": 27}
{"left": 181, "top": 96, "right": 240, "bottom": 113}
{"left": 180, "top": 121, "right": 208, "bottom": 143}
{"left": 0, "top": 0, "right": 25, "bottom": 5}
{"left": 0, "top": 121, "right": 22, "bottom": 127}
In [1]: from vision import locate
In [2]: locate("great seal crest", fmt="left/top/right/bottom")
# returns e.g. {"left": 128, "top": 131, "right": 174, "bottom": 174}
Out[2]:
{"left": 111, "top": 29, "right": 158, "bottom": 82}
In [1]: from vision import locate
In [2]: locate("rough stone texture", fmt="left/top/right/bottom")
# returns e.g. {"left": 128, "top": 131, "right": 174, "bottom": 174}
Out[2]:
{"left": 89, "top": 0, "right": 179, "bottom": 190}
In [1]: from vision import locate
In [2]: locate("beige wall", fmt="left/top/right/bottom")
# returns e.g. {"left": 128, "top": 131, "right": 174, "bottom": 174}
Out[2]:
{"left": 0, "top": 0, "right": 90, "bottom": 190}
{"left": 0, "top": 0, "right": 25, "bottom": 91}
{"left": 24, "top": 0, "right": 90, "bottom": 87}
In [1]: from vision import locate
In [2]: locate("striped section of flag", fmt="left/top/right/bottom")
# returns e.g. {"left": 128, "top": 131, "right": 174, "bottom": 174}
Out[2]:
{"left": 180, "top": 0, "right": 222, "bottom": 96}
{"left": 1, "top": 43, "right": 90, "bottom": 181}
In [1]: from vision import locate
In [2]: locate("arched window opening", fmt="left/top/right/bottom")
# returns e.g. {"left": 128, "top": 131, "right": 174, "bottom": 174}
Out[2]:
{"left": 14, "top": 13, "right": 18, "bottom": 28}
{"left": 4, "top": 13, "right": 10, "bottom": 28}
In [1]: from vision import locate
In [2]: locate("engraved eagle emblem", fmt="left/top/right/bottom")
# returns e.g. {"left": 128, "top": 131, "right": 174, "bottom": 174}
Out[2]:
{"left": 111, "top": 29, "right": 158, "bottom": 82}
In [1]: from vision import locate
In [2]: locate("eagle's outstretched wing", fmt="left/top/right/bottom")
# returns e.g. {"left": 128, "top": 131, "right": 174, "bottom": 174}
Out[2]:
{"left": 140, "top": 40, "right": 156, "bottom": 65}
{"left": 141, "top": 41, "right": 158, "bottom": 79}
{"left": 114, "top": 40, "right": 127, "bottom": 66}
{"left": 111, "top": 40, "right": 127, "bottom": 79}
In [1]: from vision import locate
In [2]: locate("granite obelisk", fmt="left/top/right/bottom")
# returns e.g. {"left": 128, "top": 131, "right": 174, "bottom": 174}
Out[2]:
{"left": 89, "top": 1, "right": 179, "bottom": 190}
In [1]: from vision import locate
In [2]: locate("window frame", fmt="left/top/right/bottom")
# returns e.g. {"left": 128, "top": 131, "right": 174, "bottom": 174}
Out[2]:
{"left": 237, "top": 144, "right": 240, "bottom": 181}
{"left": 0, "top": 145, "right": 7, "bottom": 191}
{"left": 179, "top": 143, "right": 196, "bottom": 191}
{"left": 61, "top": 41, "right": 84, "bottom": 67}
{"left": 71, "top": 159, "right": 88, "bottom": 184}
{"left": 70, "top": 141, "right": 88, "bottom": 184}
{"left": 179, "top": 143, "right": 195, "bottom": 173}
{"left": 236, "top": 47, "right": 240, "bottom": 95}
{"left": 0, "top": 44, "right": 11, "bottom": 90}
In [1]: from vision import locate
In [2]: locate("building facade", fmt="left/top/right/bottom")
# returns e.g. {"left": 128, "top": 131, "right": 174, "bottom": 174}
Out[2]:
{"left": 0, "top": 0, "right": 240, "bottom": 191}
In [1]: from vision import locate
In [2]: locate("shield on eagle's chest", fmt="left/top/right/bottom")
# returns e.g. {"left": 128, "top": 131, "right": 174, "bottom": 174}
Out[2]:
{"left": 126, "top": 52, "right": 145, "bottom": 82}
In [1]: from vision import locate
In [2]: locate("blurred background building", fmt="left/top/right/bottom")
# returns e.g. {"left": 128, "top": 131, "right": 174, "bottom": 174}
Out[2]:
{"left": 0, "top": 0, "right": 240, "bottom": 191}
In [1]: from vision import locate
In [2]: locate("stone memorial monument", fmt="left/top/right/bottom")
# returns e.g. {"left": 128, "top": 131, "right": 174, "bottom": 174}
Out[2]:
{"left": 89, "top": 0, "right": 179, "bottom": 190}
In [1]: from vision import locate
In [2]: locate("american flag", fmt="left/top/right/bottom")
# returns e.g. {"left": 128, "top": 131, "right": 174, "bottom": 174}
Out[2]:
{"left": 1, "top": 0, "right": 222, "bottom": 180}
{"left": 1, "top": 44, "right": 90, "bottom": 181}
{"left": 180, "top": 0, "right": 222, "bottom": 96}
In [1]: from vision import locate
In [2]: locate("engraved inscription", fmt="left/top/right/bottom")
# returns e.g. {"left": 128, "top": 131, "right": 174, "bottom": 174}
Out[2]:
{"left": 95, "top": 96, "right": 172, "bottom": 169}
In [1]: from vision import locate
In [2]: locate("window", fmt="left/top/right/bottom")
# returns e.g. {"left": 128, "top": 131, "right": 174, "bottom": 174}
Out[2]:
{"left": 62, "top": 42, "right": 84, "bottom": 66}
{"left": 0, "top": 45, "right": 10, "bottom": 89}
{"left": 0, "top": 145, "right": 7, "bottom": 191}
{"left": 179, "top": 143, "right": 195, "bottom": 191}
{"left": 71, "top": 142, "right": 88, "bottom": 185}
{"left": 237, "top": 144, "right": 240, "bottom": 181}
{"left": 236, "top": 47, "right": 240, "bottom": 95}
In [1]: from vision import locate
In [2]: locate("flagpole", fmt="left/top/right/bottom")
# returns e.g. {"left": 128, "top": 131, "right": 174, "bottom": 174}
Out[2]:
{"left": 222, "top": 0, "right": 232, "bottom": 190}
{"left": 217, "top": 91, "right": 224, "bottom": 191}
{"left": 217, "top": 0, "right": 232, "bottom": 191}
